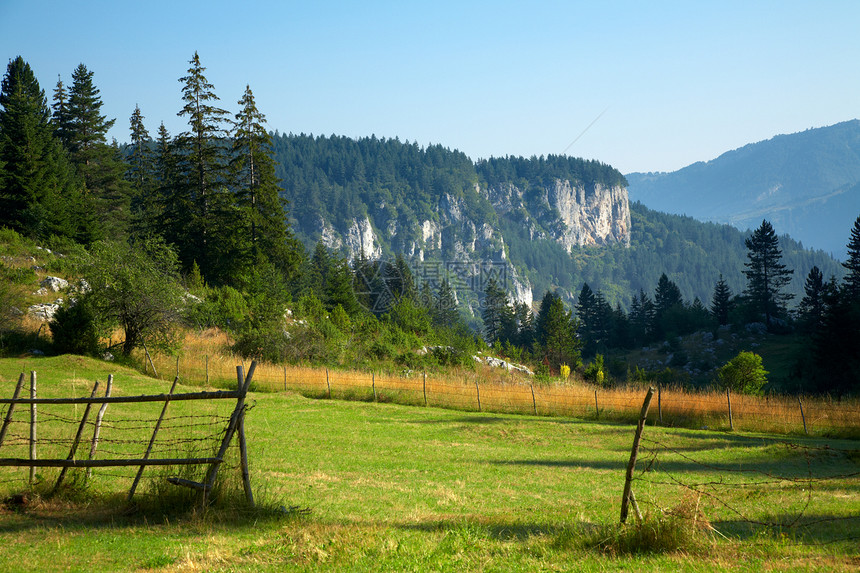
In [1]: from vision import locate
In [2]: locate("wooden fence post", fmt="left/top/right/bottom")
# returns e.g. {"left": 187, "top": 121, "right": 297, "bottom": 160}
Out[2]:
{"left": 475, "top": 379, "right": 481, "bottom": 412}
{"left": 594, "top": 389, "right": 599, "bottom": 419}
{"left": 372, "top": 372, "right": 377, "bottom": 402}
{"left": 798, "top": 396, "right": 808, "bottom": 435}
{"left": 283, "top": 365, "right": 287, "bottom": 392}
{"left": 205, "top": 355, "right": 209, "bottom": 386}
{"left": 423, "top": 371, "right": 427, "bottom": 407}
{"left": 203, "top": 361, "right": 256, "bottom": 503}
{"left": 326, "top": 368, "right": 331, "bottom": 399}
{"left": 52, "top": 381, "right": 100, "bottom": 494}
{"left": 658, "top": 386, "right": 663, "bottom": 424}
{"left": 86, "top": 374, "right": 113, "bottom": 481}
{"left": 530, "top": 383, "right": 537, "bottom": 415}
{"left": 176, "top": 355, "right": 180, "bottom": 379}
{"left": 236, "top": 366, "right": 254, "bottom": 507}
{"left": 620, "top": 386, "right": 655, "bottom": 524}
{"left": 128, "top": 376, "right": 179, "bottom": 501}
{"left": 726, "top": 388, "right": 734, "bottom": 431}
{"left": 0, "top": 373, "right": 24, "bottom": 448}
{"left": 143, "top": 343, "right": 158, "bottom": 379}
{"left": 29, "top": 371, "right": 36, "bottom": 486}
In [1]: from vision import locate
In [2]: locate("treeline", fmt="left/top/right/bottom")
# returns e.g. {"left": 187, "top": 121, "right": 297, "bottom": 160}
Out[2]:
{"left": 483, "top": 217, "right": 860, "bottom": 394}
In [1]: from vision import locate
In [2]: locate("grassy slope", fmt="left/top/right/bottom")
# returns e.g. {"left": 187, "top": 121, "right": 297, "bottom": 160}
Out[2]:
{"left": 0, "top": 356, "right": 858, "bottom": 572}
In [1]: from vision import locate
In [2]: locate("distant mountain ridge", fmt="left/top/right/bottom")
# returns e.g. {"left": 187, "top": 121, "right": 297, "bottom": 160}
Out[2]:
{"left": 626, "top": 120, "right": 860, "bottom": 258}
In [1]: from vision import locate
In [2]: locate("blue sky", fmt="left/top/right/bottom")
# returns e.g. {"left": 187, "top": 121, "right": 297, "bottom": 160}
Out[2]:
{"left": 2, "top": 0, "right": 859, "bottom": 174}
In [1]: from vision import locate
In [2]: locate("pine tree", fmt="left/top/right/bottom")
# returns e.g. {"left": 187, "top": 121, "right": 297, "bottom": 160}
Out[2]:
{"left": 230, "top": 84, "right": 301, "bottom": 277}
{"left": 743, "top": 220, "right": 793, "bottom": 328}
{"left": 50, "top": 75, "right": 71, "bottom": 146}
{"left": 127, "top": 105, "right": 157, "bottom": 236}
{"left": 482, "top": 278, "right": 511, "bottom": 344}
{"left": 710, "top": 274, "right": 732, "bottom": 326}
{"left": 175, "top": 51, "right": 232, "bottom": 281}
{"left": 0, "top": 56, "right": 81, "bottom": 239}
{"left": 64, "top": 63, "right": 129, "bottom": 240}
{"left": 798, "top": 266, "right": 827, "bottom": 333}
{"left": 534, "top": 291, "right": 580, "bottom": 372}
{"left": 432, "top": 277, "right": 459, "bottom": 328}
{"left": 843, "top": 215, "right": 860, "bottom": 300}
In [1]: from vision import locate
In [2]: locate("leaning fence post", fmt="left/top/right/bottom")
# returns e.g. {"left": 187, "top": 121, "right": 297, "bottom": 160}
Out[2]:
{"left": 0, "top": 373, "right": 25, "bottom": 449}
{"left": 726, "top": 388, "right": 734, "bottom": 431}
{"left": 798, "top": 396, "right": 808, "bottom": 435}
{"left": 620, "top": 386, "right": 655, "bottom": 524}
{"left": 530, "top": 383, "right": 537, "bottom": 415}
{"left": 236, "top": 366, "right": 254, "bottom": 507}
{"left": 29, "top": 371, "right": 36, "bottom": 486}
{"left": 86, "top": 374, "right": 113, "bottom": 481}
{"left": 203, "top": 361, "right": 256, "bottom": 503}
{"left": 143, "top": 342, "right": 158, "bottom": 379}
{"left": 52, "top": 381, "right": 100, "bottom": 495}
{"left": 475, "top": 379, "right": 481, "bottom": 412}
{"left": 127, "top": 376, "right": 180, "bottom": 501}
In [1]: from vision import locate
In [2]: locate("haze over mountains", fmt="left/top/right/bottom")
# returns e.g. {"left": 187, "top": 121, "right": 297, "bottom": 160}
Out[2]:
{"left": 625, "top": 120, "right": 860, "bottom": 259}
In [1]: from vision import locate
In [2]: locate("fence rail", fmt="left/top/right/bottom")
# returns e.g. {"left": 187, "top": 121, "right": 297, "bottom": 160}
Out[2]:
{"left": 147, "top": 352, "right": 860, "bottom": 437}
{"left": 0, "top": 363, "right": 258, "bottom": 505}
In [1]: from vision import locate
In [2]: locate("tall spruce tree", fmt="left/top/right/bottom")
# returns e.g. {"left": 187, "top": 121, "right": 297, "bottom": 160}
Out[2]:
{"left": 798, "top": 266, "right": 827, "bottom": 333}
{"left": 127, "top": 105, "right": 156, "bottom": 236}
{"left": 175, "top": 51, "right": 233, "bottom": 282}
{"left": 710, "top": 274, "right": 732, "bottom": 326}
{"left": 0, "top": 56, "right": 81, "bottom": 239}
{"left": 50, "top": 75, "right": 71, "bottom": 146}
{"left": 64, "top": 63, "right": 129, "bottom": 241}
{"left": 743, "top": 220, "right": 793, "bottom": 328}
{"left": 843, "top": 215, "right": 860, "bottom": 300}
{"left": 482, "top": 278, "right": 511, "bottom": 344}
{"left": 534, "top": 291, "right": 580, "bottom": 372}
{"left": 230, "top": 85, "right": 300, "bottom": 277}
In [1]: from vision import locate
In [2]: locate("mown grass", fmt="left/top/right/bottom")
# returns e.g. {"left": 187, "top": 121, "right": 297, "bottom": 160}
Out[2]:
{"left": 0, "top": 355, "right": 858, "bottom": 571}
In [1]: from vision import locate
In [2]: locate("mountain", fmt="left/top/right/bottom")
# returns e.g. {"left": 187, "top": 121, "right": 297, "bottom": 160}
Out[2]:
{"left": 272, "top": 133, "right": 844, "bottom": 313}
{"left": 626, "top": 120, "right": 860, "bottom": 258}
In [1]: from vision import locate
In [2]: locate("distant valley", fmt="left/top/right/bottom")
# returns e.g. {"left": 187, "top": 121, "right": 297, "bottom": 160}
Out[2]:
{"left": 626, "top": 120, "right": 860, "bottom": 259}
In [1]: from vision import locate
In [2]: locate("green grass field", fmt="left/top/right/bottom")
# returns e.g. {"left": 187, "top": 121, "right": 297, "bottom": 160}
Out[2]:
{"left": 0, "top": 356, "right": 858, "bottom": 571}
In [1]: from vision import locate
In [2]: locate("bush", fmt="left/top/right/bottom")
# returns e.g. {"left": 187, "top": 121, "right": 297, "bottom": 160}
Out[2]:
{"left": 185, "top": 286, "right": 249, "bottom": 332}
{"left": 717, "top": 351, "right": 768, "bottom": 395}
{"left": 584, "top": 354, "right": 606, "bottom": 386}
{"left": 49, "top": 298, "right": 101, "bottom": 355}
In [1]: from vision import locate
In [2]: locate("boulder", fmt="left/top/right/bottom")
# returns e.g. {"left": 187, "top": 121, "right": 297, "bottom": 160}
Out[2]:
{"left": 39, "top": 276, "right": 68, "bottom": 292}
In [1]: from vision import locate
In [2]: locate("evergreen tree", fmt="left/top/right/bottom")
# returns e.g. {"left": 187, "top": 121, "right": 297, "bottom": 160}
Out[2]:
{"left": 50, "top": 75, "right": 71, "bottom": 146}
{"left": 743, "top": 220, "right": 793, "bottom": 328}
{"left": 710, "top": 274, "right": 732, "bottom": 326}
{"left": 797, "top": 266, "right": 826, "bottom": 333}
{"left": 175, "top": 52, "right": 232, "bottom": 282}
{"left": 127, "top": 105, "right": 157, "bottom": 236}
{"left": 0, "top": 56, "right": 81, "bottom": 239}
{"left": 432, "top": 277, "right": 459, "bottom": 328}
{"left": 843, "top": 215, "right": 860, "bottom": 300}
{"left": 64, "top": 63, "right": 129, "bottom": 240}
{"left": 534, "top": 291, "right": 580, "bottom": 372}
{"left": 482, "top": 278, "right": 510, "bottom": 344}
{"left": 230, "top": 84, "right": 301, "bottom": 278}
{"left": 629, "top": 289, "right": 655, "bottom": 345}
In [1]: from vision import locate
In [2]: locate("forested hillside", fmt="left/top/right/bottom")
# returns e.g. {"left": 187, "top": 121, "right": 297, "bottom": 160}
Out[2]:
{"left": 271, "top": 132, "right": 843, "bottom": 309}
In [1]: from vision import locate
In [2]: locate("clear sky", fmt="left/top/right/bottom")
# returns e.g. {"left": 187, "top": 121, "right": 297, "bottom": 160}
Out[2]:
{"left": 2, "top": 0, "right": 859, "bottom": 174}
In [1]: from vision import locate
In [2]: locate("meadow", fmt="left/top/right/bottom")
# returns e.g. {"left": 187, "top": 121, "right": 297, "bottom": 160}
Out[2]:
{"left": 0, "top": 355, "right": 858, "bottom": 572}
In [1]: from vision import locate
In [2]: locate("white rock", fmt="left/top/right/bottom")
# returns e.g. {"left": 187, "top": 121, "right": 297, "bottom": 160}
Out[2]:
{"left": 39, "top": 276, "right": 68, "bottom": 292}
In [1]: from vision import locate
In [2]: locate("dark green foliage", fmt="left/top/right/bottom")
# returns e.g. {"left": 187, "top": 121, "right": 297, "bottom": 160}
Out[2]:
{"left": 126, "top": 105, "right": 157, "bottom": 237}
{"left": 710, "top": 275, "right": 732, "bottom": 326}
{"left": 0, "top": 56, "right": 84, "bottom": 241}
{"left": 534, "top": 290, "right": 581, "bottom": 372}
{"left": 49, "top": 299, "right": 100, "bottom": 355}
{"left": 843, "top": 214, "right": 860, "bottom": 300}
{"left": 230, "top": 85, "right": 302, "bottom": 279}
{"left": 743, "top": 220, "right": 793, "bottom": 328}
{"left": 797, "top": 266, "right": 827, "bottom": 333}
{"left": 481, "top": 278, "right": 511, "bottom": 344}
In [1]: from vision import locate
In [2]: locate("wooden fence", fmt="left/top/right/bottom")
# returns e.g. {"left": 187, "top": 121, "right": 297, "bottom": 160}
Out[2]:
{"left": 0, "top": 362, "right": 258, "bottom": 506}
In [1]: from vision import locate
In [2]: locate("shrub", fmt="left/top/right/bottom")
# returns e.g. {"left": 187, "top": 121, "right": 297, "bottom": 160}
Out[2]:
{"left": 717, "top": 351, "right": 768, "bottom": 395}
{"left": 49, "top": 298, "right": 101, "bottom": 355}
{"left": 584, "top": 354, "right": 606, "bottom": 386}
